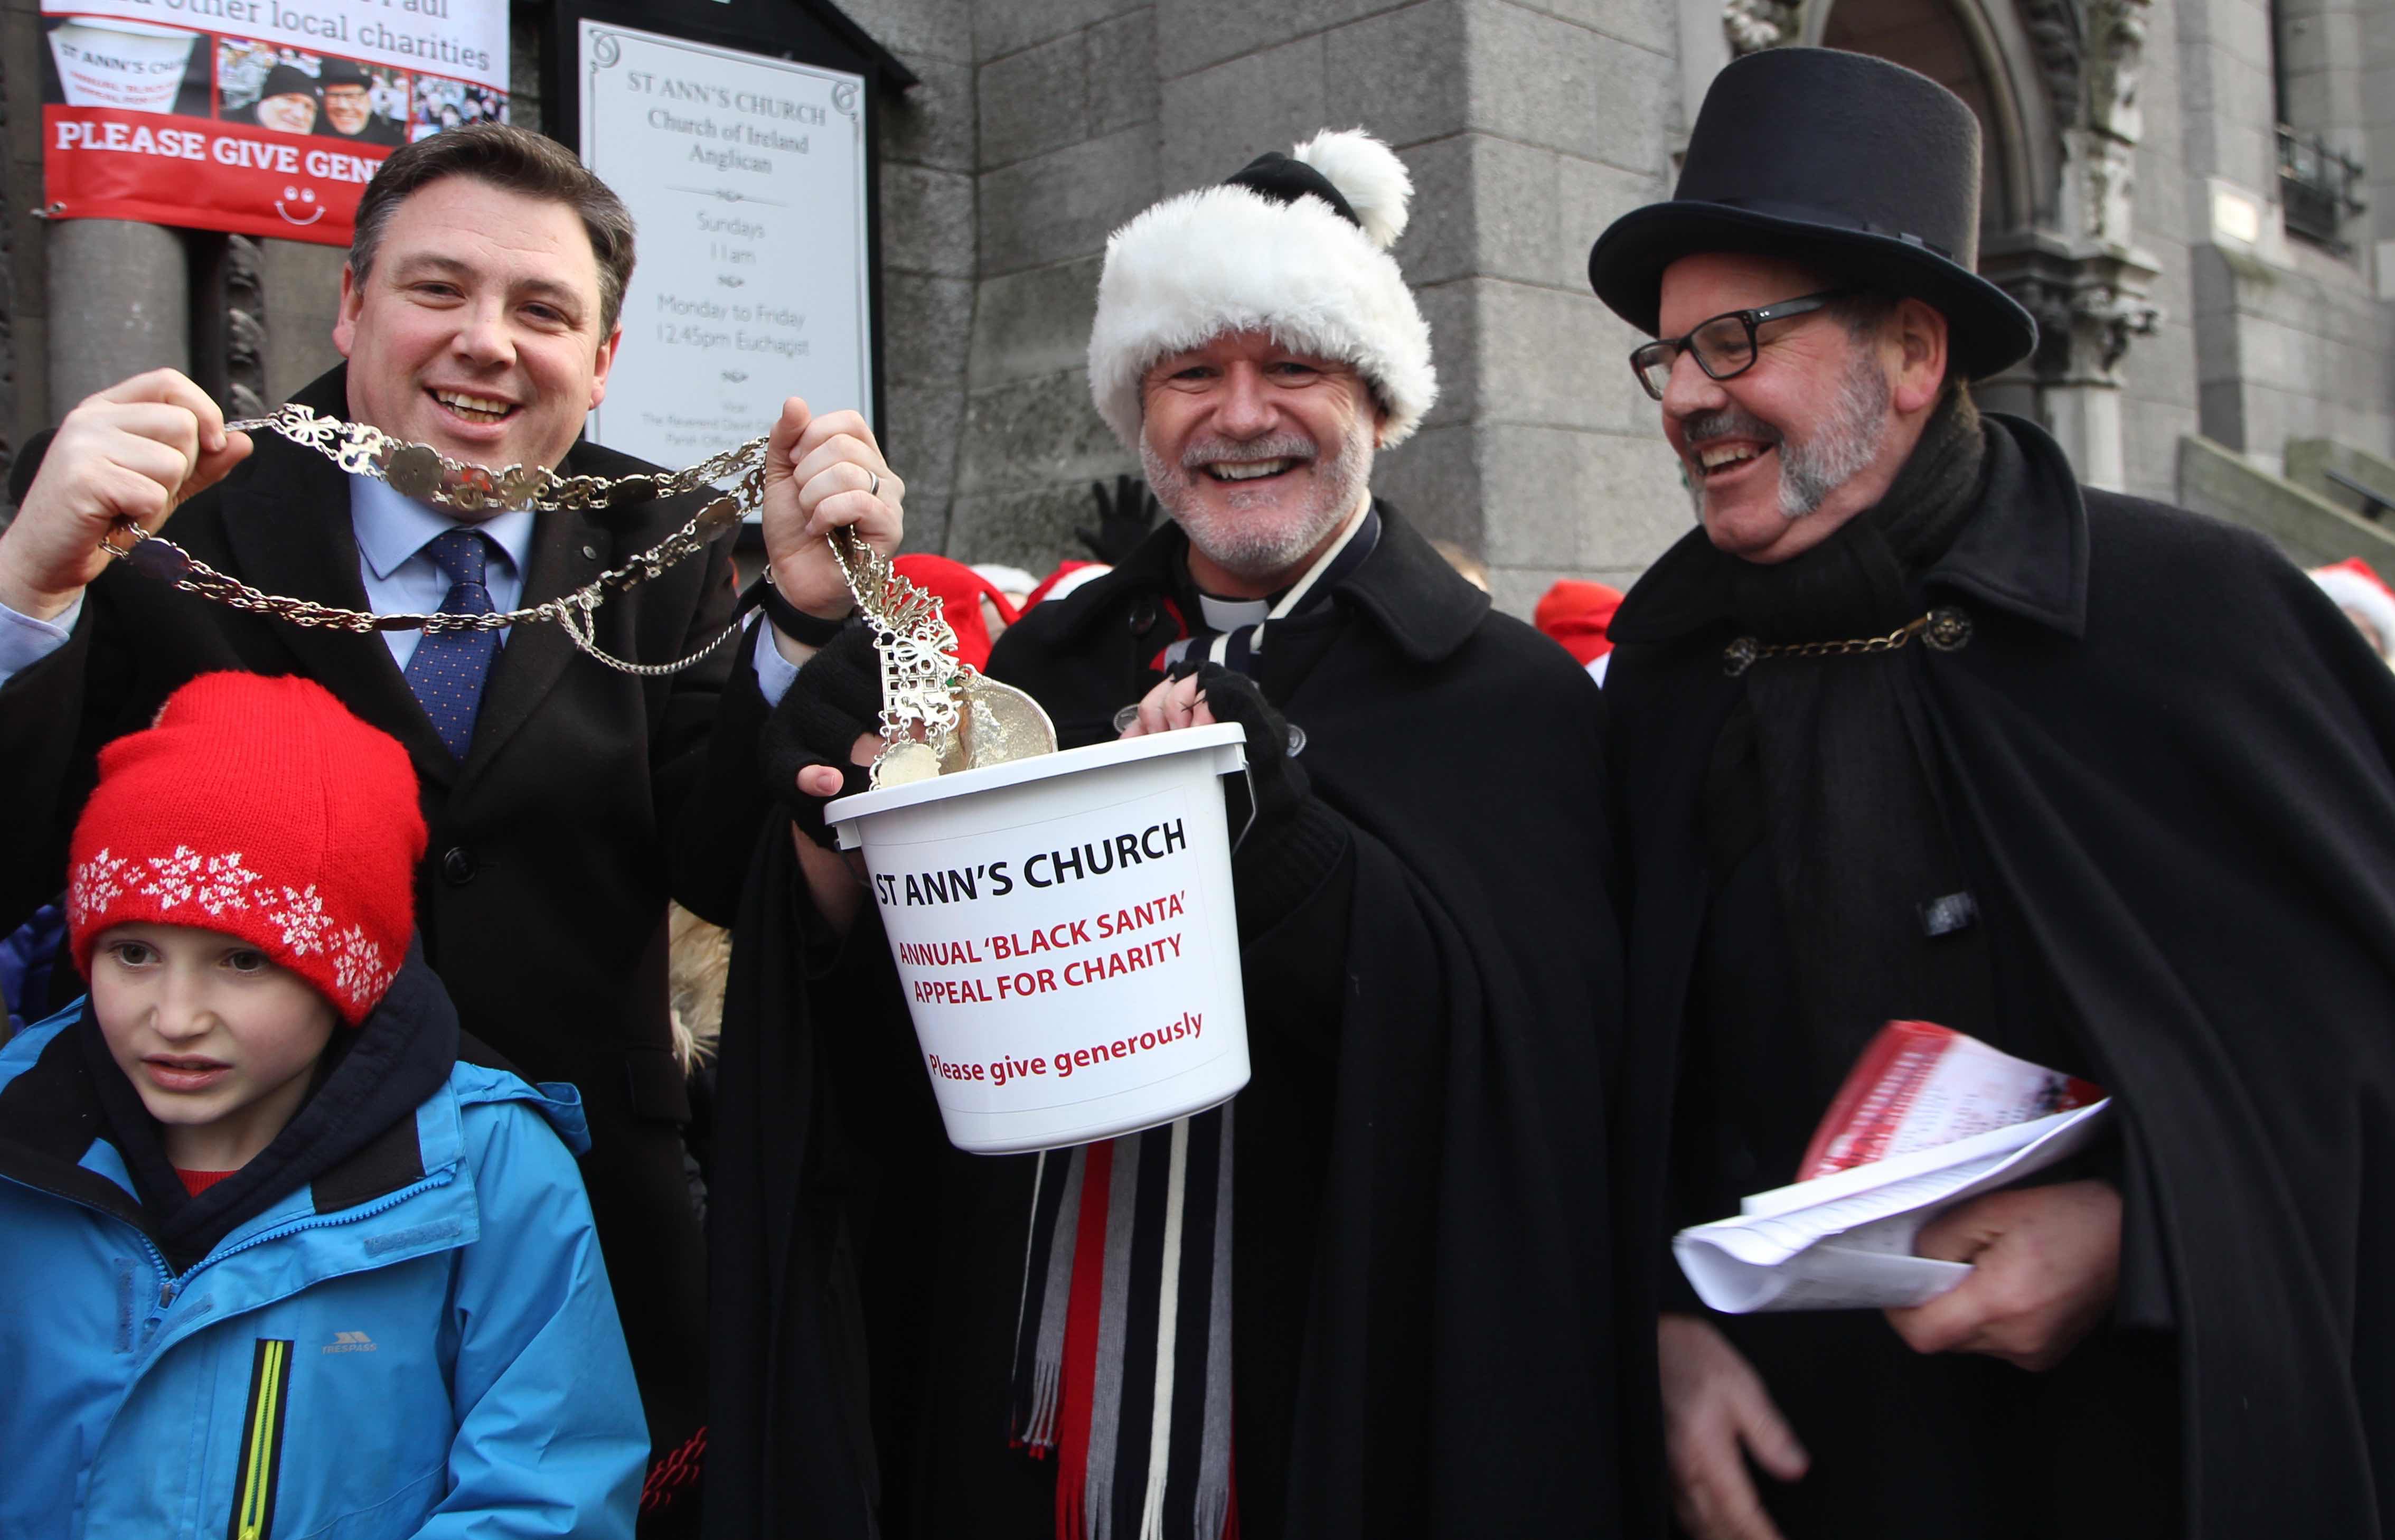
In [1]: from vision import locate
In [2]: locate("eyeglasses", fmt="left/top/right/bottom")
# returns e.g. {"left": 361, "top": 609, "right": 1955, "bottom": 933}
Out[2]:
{"left": 1628, "top": 289, "right": 1853, "bottom": 401}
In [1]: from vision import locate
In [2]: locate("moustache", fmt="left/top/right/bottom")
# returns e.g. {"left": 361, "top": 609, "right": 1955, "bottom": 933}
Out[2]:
{"left": 1678, "top": 409, "right": 1783, "bottom": 448}
{"left": 1180, "top": 435, "right": 1319, "bottom": 470}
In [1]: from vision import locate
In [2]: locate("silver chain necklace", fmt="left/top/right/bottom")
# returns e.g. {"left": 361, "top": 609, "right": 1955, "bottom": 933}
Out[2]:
{"left": 97, "top": 404, "right": 1057, "bottom": 779}
{"left": 100, "top": 402, "right": 764, "bottom": 675}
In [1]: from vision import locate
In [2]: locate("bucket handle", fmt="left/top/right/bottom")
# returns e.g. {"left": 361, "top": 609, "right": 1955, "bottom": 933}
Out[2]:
{"left": 1231, "top": 758, "right": 1260, "bottom": 853}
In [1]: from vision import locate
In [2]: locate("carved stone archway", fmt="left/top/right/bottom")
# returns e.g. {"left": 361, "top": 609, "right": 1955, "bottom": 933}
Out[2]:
{"left": 1724, "top": 0, "right": 2161, "bottom": 488}
{"left": 1805, "top": 0, "right": 2047, "bottom": 233}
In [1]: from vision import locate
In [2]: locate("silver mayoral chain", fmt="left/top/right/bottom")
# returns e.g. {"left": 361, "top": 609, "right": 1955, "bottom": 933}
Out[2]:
{"left": 100, "top": 402, "right": 1052, "bottom": 787}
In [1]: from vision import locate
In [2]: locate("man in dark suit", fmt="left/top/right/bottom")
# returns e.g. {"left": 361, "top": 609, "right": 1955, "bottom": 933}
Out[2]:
{"left": 0, "top": 125, "right": 904, "bottom": 1527}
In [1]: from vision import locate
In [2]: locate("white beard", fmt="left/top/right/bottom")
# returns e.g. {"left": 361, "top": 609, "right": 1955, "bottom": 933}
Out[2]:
{"left": 1142, "top": 426, "right": 1374, "bottom": 583}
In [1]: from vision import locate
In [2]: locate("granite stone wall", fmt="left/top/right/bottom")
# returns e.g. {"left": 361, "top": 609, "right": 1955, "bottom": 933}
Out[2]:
{"left": 2182, "top": 0, "right": 2395, "bottom": 472}
{"left": 2195, "top": 238, "right": 2395, "bottom": 469}
{"left": 2117, "top": 0, "right": 2205, "bottom": 505}
{"left": 839, "top": 0, "right": 1696, "bottom": 614}
{"left": 2372, "top": 0, "right": 2395, "bottom": 276}
{"left": 830, "top": 0, "right": 981, "bottom": 554}
{"left": 946, "top": 0, "right": 1156, "bottom": 574}
{"left": 12, "top": 0, "right": 2390, "bottom": 579}
{"left": 3, "top": 0, "right": 44, "bottom": 485}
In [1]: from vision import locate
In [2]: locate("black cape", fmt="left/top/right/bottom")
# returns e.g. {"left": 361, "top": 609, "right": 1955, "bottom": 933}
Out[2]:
{"left": 1607, "top": 415, "right": 2395, "bottom": 1536}
{"left": 706, "top": 509, "right": 1648, "bottom": 1537}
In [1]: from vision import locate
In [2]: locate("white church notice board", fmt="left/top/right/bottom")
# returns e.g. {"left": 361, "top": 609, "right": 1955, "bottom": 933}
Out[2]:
{"left": 580, "top": 21, "right": 873, "bottom": 471}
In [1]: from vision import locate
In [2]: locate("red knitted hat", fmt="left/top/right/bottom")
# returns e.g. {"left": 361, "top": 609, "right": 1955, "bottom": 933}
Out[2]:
{"left": 67, "top": 672, "right": 427, "bottom": 1025}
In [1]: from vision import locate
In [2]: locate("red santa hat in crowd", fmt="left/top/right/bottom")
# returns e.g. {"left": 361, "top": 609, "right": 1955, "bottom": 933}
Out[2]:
{"left": 2311, "top": 558, "right": 2395, "bottom": 660}
{"left": 65, "top": 672, "right": 427, "bottom": 1025}
{"left": 894, "top": 554, "right": 1021, "bottom": 671}
{"left": 1022, "top": 559, "right": 1111, "bottom": 609}
{"left": 1535, "top": 580, "right": 1627, "bottom": 666}
{"left": 970, "top": 564, "right": 1039, "bottom": 608}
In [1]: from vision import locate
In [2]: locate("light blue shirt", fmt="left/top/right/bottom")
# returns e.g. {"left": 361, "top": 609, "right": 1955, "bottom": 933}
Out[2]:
{"left": 1, "top": 473, "right": 801, "bottom": 705}
{"left": 751, "top": 611, "right": 802, "bottom": 703}
{"left": 350, "top": 474, "right": 533, "bottom": 672}
{"left": 0, "top": 596, "right": 78, "bottom": 684}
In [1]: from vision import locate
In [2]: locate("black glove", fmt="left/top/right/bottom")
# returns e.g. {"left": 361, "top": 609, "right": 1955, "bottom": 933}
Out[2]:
{"left": 1080, "top": 474, "right": 1159, "bottom": 566}
{"left": 1171, "top": 662, "right": 1350, "bottom": 938}
{"left": 1169, "top": 661, "right": 1308, "bottom": 831}
{"left": 760, "top": 622, "right": 879, "bottom": 847}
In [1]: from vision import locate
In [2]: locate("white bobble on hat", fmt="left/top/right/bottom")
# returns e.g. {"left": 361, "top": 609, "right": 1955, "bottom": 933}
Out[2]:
{"left": 1290, "top": 128, "right": 1413, "bottom": 250}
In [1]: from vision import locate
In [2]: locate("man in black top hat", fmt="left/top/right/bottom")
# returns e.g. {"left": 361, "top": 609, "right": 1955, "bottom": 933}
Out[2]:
{"left": 1594, "top": 46, "right": 2395, "bottom": 1540}
{"left": 317, "top": 58, "right": 405, "bottom": 147}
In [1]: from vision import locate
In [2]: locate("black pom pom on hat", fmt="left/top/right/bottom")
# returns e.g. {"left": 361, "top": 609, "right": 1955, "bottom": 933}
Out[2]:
{"left": 1224, "top": 151, "right": 1365, "bottom": 231}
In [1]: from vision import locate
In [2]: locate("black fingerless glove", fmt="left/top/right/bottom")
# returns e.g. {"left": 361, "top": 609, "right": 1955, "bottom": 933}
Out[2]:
{"left": 1173, "top": 661, "right": 1350, "bottom": 940}
{"left": 760, "top": 622, "right": 879, "bottom": 847}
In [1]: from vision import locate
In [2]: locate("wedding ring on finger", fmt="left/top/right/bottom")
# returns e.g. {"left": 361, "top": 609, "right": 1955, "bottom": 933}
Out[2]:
{"left": 867, "top": 469, "right": 881, "bottom": 499}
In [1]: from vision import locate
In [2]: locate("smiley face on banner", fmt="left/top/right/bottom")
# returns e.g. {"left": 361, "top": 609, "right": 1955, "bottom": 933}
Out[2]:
{"left": 275, "top": 184, "right": 322, "bottom": 228}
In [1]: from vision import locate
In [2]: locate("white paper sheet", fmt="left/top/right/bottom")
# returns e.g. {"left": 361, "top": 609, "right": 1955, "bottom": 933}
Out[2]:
{"left": 1673, "top": 1100, "right": 2114, "bottom": 1312}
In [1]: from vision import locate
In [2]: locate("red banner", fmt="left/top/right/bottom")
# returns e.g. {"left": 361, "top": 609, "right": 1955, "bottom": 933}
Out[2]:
{"left": 45, "top": 105, "right": 393, "bottom": 243}
{"left": 39, "top": 12, "right": 509, "bottom": 247}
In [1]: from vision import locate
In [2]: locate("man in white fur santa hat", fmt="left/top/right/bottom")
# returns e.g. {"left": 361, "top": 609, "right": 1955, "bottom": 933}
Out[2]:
{"left": 721, "top": 130, "right": 1646, "bottom": 1540}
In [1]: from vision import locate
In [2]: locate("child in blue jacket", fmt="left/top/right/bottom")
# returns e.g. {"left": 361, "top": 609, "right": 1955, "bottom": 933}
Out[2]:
{"left": 0, "top": 671, "right": 646, "bottom": 1538}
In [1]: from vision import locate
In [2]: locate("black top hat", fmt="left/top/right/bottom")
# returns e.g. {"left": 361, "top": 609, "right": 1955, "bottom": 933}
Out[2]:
{"left": 1587, "top": 48, "right": 2036, "bottom": 381}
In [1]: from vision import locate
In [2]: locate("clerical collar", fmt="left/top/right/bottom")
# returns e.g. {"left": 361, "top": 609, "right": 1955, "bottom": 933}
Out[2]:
{"left": 1167, "top": 503, "right": 1382, "bottom": 673}
{"left": 1198, "top": 592, "right": 1272, "bottom": 631}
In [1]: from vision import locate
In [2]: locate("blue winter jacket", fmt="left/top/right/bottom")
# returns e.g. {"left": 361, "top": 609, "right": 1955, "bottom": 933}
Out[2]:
{"left": 0, "top": 1003, "right": 646, "bottom": 1538}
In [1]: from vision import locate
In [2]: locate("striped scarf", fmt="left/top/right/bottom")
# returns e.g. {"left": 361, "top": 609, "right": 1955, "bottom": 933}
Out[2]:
{"left": 1009, "top": 503, "right": 1380, "bottom": 1540}
{"left": 1011, "top": 1111, "right": 1237, "bottom": 1540}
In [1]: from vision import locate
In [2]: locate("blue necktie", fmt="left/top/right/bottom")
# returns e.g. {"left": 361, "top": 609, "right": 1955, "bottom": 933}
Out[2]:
{"left": 403, "top": 529, "right": 500, "bottom": 758}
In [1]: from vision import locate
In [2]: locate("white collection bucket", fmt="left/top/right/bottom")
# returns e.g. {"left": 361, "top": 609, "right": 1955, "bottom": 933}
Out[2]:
{"left": 827, "top": 722, "right": 1251, "bottom": 1154}
{"left": 49, "top": 21, "right": 196, "bottom": 114}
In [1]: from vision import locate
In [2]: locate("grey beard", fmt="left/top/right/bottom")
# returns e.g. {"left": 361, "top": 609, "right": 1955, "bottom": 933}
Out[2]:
{"left": 1142, "top": 427, "right": 1374, "bottom": 581}
{"left": 1776, "top": 354, "right": 1893, "bottom": 519}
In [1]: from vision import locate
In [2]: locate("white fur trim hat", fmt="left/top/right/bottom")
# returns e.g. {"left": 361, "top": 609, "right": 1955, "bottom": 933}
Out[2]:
{"left": 1086, "top": 128, "right": 1439, "bottom": 453}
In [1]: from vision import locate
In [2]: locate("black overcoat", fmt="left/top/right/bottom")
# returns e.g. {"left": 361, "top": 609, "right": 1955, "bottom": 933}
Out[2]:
{"left": 706, "top": 509, "right": 1651, "bottom": 1538}
{"left": 1607, "top": 415, "right": 2395, "bottom": 1535}
{"left": 0, "top": 364, "right": 774, "bottom": 1461}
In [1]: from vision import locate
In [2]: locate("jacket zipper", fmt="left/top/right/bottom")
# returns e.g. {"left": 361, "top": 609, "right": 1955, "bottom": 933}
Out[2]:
{"left": 177, "top": 1170, "right": 456, "bottom": 1282}
{"left": 230, "top": 1336, "right": 296, "bottom": 1540}
{"left": 1, "top": 1167, "right": 457, "bottom": 1310}
{"left": 6, "top": 1164, "right": 463, "bottom": 1540}
{"left": 0, "top": 1169, "right": 181, "bottom": 1303}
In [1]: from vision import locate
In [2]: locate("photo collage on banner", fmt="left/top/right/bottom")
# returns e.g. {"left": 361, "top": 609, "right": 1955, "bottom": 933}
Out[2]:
{"left": 41, "top": 0, "right": 509, "bottom": 245}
